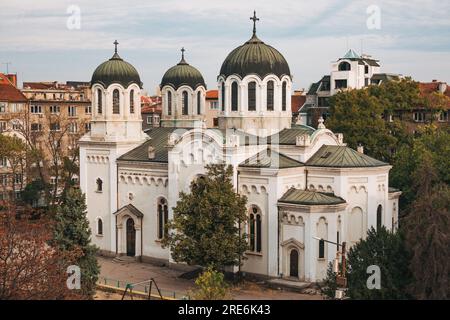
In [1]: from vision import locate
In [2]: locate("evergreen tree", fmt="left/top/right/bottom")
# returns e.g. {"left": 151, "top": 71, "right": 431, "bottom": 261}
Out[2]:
{"left": 53, "top": 188, "right": 99, "bottom": 298}
{"left": 163, "top": 164, "right": 248, "bottom": 270}
{"left": 402, "top": 154, "right": 450, "bottom": 299}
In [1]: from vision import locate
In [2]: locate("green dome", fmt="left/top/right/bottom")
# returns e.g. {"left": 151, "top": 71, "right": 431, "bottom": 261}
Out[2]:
{"left": 160, "top": 52, "right": 206, "bottom": 90}
{"left": 91, "top": 51, "right": 142, "bottom": 89}
{"left": 219, "top": 34, "right": 291, "bottom": 80}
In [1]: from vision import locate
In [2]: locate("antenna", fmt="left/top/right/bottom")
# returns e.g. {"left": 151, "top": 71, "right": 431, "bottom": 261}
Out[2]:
{"left": 1, "top": 62, "right": 12, "bottom": 74}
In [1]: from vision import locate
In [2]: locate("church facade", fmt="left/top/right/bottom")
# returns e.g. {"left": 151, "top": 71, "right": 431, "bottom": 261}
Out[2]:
{"left": 79, "top": 15, "right": 401, "bottom": 282}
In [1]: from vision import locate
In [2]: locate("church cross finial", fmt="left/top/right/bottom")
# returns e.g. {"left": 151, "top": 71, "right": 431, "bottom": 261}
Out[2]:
{"left": 250, "top": 10, "right": 260, "bottom": 36}
{"left": 113, "top": 40, "right": 119, "bottom": 54}
{"left": 181, "top": 47, "right": 185, "bottom": 60}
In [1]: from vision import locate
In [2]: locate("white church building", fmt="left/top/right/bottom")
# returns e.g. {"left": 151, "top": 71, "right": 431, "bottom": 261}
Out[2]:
{"left": 79, "top": 15, "right": 401, "bottom": 282}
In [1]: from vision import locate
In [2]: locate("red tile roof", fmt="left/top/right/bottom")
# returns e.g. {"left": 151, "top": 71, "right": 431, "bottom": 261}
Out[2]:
{"left": 0, "top": 73, "right": 28, "bottom": 102}
{"left": 419, "top": 81, "right": 450, "bottom": 108}
{"left": 291, "top": 95, "right": 306, "bottom": 113}
{"left": 141, "top": 103, "right": 162, "bottom": 114}
{"left": 206, "top": 90, "right": 218, "bottom": 99}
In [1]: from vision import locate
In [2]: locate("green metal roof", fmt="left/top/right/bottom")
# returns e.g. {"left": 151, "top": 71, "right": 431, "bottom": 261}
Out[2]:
{"left": 267, "top": 126, "right": 315, "bottom": 145}
{"left": 118, "top": 127, "right": 182, "bottom": 163}
{"left": 219, "top": 33, "right": 291, "bottom": 80}
{"left": 161, "top": 53, "right": 206, "bottom": 90}
{"left": 91, "top": 52, "right": 142, "bottom": 88}
{"left": 389, "top": 187, "right": 400, "bottom": 193}
{"left": 306, "top": 145, "right": 388, "bottom": 168}
{"left": 279, "top": 188, "right": 346, "bottom": 205}
{"left": 239, "top": 149, "right": 304, "bottom": 169}
{"left": 343, "top": 49, "right": 360, "bottom": 59}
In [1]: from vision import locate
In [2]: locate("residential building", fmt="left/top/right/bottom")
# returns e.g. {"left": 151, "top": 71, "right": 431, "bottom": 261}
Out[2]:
{"left": 141, "top": 95, "right": 162, "bottom": 131}
{"left": 205, "top": 89, "right": 219, "bottom": 128}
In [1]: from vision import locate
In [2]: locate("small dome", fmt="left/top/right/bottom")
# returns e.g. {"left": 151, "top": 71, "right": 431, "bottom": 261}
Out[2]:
{"left": 219, "top": 13, "right": 291, "bottom": 80}
{"left": 160, "top": 48, "right": 206, "bottom": 90}
{"left": 91, "top": 41, "right": 142, "bottom": 88}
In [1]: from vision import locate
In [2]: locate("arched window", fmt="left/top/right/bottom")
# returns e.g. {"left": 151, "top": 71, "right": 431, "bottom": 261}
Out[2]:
{"left": 167, "top": 91, "right": 172, "bottom": 115}
{"left": 248, "top": 81, "right": 256, "bottom": 111}
{"left": 221, "top": 82, "right": 225, "bottom": 111}
{"left": 282, "top": 81, "right": 287, "bottom": 111}
{"left": 97, "top": 89, "right": 102, "bottom": 114}
{"left": 317, "top": 217, "right": 327, "bottom": 259}
{"left": 376, "top": 205, "right": 382, "bottom": 230}
{"left": 112, "top": 89, "right": 120, "bottom": 114}
{"left": 129, "top": 89, "right": 135, "bottom": 114}
{"left": 97, "top": 218, "right": 103, "bottom": 235}
{"left": 267, "top": 81, "right": 274, "bottom": 111}
{"left": 249, "top": 206, "right": 262, "bottom": 253}
{"left": 157, "top": 198, "right": 168, "bottom": 239}
{"left": 338, "top": 61, "right": 351, "bottom": 71}
{"left": 96, "top": 178, "right": 103, "bottom": 192}
{"left": 197, "top": 91, "right": 201, "bottom": 115}
{"left": 182, "top": 91, "right": 188, "bottom": 115}
{"left": 231, "top": 82, "right": 238, "bottom": 111}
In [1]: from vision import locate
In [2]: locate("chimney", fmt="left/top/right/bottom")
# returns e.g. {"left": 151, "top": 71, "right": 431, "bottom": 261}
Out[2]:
{"left": 148, "top": 146, "right": 155, "bottom": 159}
{"left": 5, "top": 74, "right": 17, "bottom": 87}
{"left": 438, "top": 82, "right": 447, "bottom": 94}
{"left": 357, "top": 144, "right": 364, "bottom": 154}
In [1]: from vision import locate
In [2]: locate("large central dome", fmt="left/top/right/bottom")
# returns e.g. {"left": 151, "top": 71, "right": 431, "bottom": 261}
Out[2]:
{"left": 219, "top": 30, "right": 291, "bottom": 80}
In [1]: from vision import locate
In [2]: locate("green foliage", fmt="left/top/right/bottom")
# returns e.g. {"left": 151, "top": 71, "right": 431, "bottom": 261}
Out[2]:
{"left": 190, "top": 266, "right": 231, "bottom": 300}
{"left": 163, "top": 164, "right": 248, "bottom": 270}
{"left": 390, "top": 125, "right": 450, "bottom": 208}
{"left": 327, "top": 79, "right": 418, "bottom": 162}
{"left": 402, "top": 154, "right": 450, "bottom": 299}
{"left": 53, "top": 188, "right": 99, "bottom": 298}
{"left": 321, "top": 227, "right": 412, "bottom": 300}
{"left": 346, "top": 227, "right": 412, "bottom": 299}
{"left": 21, "top": 179, "right": 49, "bottom": 207}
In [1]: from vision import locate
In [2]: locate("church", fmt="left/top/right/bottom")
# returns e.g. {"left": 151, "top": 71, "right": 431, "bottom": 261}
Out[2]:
{"left": 79, "top": 13, "right": 401, "bottom": 282}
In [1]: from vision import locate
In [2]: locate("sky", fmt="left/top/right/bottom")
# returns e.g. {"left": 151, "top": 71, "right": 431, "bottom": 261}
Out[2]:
{"left": 0, "top": 0, "right": 449, "bottom": 94}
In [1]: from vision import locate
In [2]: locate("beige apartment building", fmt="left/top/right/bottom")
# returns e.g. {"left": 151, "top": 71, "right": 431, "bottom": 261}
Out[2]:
{"left": 205, "top": 89, "right": 219, "bottom": 128}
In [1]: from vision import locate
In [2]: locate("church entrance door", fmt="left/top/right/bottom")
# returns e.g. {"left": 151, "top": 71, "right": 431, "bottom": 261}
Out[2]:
{"left": 289, "top": 249, "right": 299, "bottom": 278}
{"left": 126, "top": 218, "right": 136, "bottom": 256}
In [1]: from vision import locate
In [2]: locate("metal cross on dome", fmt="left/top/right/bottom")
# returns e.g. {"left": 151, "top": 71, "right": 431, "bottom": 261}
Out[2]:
{"left": 181, "top": 47, "right": 185, "bottom": 60}
{"left": 114, "top": 40, "right": 119, "bottom": 53}
{"left": 250, "top": 11, "right": 260, "bottom": 35}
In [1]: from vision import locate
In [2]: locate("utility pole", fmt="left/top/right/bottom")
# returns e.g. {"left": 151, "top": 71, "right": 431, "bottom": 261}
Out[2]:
{"left": 313, "top": 237, "right": 347, "bottom": 299}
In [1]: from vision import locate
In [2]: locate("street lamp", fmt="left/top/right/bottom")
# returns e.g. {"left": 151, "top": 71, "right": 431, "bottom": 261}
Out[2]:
{"left": 313, "top": 236, "right": 347, "bottom": 299}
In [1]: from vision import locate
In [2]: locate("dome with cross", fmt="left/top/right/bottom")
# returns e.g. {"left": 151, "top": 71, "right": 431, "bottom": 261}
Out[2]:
{"left": 160, "top": 48, "right": 206, "bottom": 90}
{"left": 219, "top": 11, "right": 291, "bottom": 80}
{"left": 91, "top": 40, "right": 142, "bottom": 89}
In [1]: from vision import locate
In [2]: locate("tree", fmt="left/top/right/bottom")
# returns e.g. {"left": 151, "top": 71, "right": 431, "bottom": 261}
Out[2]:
{"left": 190, "top": 266, "right": 231, "bottom": 300}
{"left": 53, "top": 188, "right": 99, "bottom": 298}
{"left": 0, "top": 204, "right": 81, "bottom": 300}
{"left": 321, "top": 227, "right": 412, "bottom": 300}
{"left": 390, "top": 125, "right": 450, "bottom": 208}
{"left": 402, "top": 154, "right": 450, "bottom": 299}
{"left": 326, "top": 79, "right": 418, "bottom": 162}
{"left": 163, "top": 164, "right": 248, "bottom": 270}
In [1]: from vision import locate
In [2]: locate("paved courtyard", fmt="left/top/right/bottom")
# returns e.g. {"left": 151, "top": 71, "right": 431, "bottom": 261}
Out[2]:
{"left": 97, "top": 256, "right": 322, "bottom": 300}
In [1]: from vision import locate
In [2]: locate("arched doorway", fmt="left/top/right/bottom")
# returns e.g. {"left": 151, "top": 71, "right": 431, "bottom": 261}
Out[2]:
{"left": 289, "top": 249, "right": 299, "bottom": 278}
{"left": 126, "top": 218, "right": 136, "bottom": 256}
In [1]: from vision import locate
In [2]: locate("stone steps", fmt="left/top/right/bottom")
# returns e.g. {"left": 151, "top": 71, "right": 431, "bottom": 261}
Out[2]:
{"left": 112, "top": 256, "right": 136, "bottom": 264}
{"left": 266, "top": 278, "right": 313, "bottom": 293}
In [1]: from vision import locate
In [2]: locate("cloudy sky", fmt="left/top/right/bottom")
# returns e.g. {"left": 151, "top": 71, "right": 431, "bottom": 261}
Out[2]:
{"left": 0, "top": 0, "right": 449, "bottom": 94}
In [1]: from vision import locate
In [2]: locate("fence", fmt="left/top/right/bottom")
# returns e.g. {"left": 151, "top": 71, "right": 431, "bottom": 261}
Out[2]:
{"left": 97, "top": 276, "right": 190, "bottom": 300}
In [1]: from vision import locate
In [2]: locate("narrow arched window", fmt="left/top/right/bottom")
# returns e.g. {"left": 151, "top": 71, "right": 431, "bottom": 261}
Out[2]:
{"left": 197, "top": 91, "right": 201, "bottom": 115}
{"left": 221, "top": 82, "right": 225, "bottom": 111}
{"left": 249, "top": 206, "right": 262, "bottom": 253}
{"left": 267, "top": 81, "right": 274, "bottom": 111}
{"left": 157, "top": 198, "right": 168, "bottom": 239}
{"left": 319, "top": 239, "right": 325, "bottom": 258}
{"left": 129, "top": 89, "right": 135, "bottom": 114}
{"left": 248, "top": 81, "right": 256, "bottom": 111}
{"left": 182, "top": 91, "right": 188, "bottom": 115}
{"left": 97, "top": 218, "right": 103, "bottom": 235}
{"left": 231, "top": 82, "right": 238, "bottom": 111}
{"left": 97, "top": 89, "right": 102, "bottom": 114}
{"left": 282, "top": 82, "right": 287, "bottom": 111}
{"left": 167, "top": 91, "right": 172, "bottom": 115}
{"left": 96, "top": 178, "right": 103, "bottom": 192}
{"left": 112, "top": 89, "right": 120, "bottom": 114}
{"left": 376, "top": 205, "right": 382, "bottom": 230}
